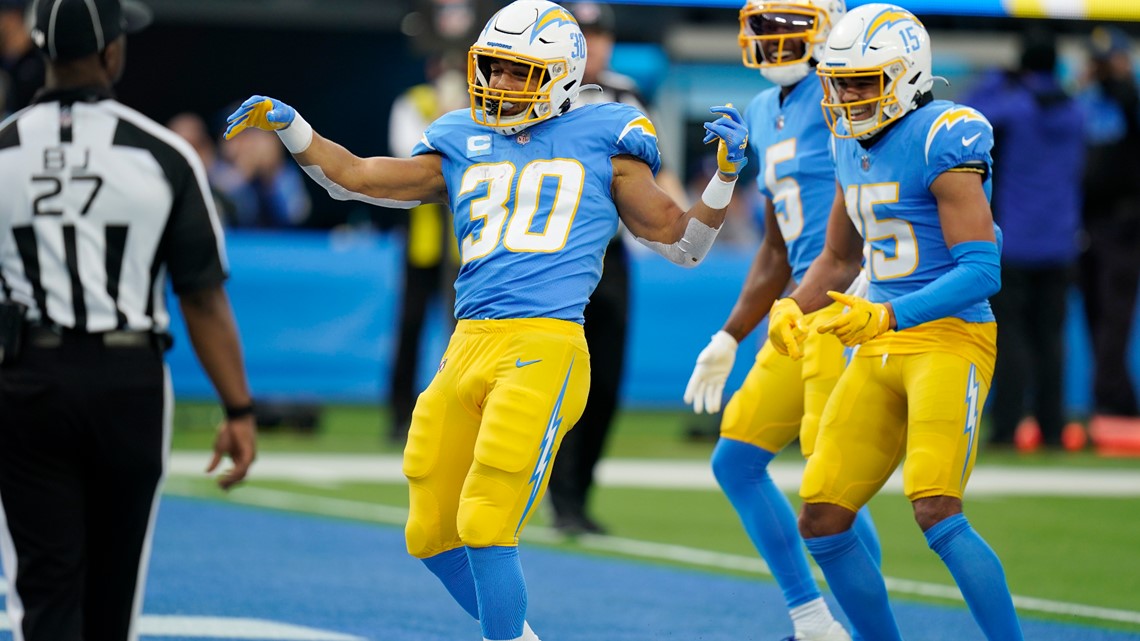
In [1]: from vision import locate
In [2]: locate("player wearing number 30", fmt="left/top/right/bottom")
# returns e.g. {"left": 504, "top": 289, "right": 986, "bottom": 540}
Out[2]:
{"left": 683, "top": 1, "right": 881, "bottom": 640}
{"left": 224, "top": 1, "right": 745, "bottom": 640}
{"left": 769, "top": 5, "right": 1024, "bottom": 641}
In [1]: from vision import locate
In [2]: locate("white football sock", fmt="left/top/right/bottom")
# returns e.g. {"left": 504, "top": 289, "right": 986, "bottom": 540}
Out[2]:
{"left": 790, "top": 597, "right": 842, "bottom": 637}
{"left": 483, "top": 621, "right": 540, "bottom": 641}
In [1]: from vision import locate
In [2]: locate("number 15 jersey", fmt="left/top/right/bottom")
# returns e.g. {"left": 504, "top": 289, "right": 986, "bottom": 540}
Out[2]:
{"left": 412, "top": 102, "right": 660, "bottom": 324}
{"left": 832, "top": 100, "right": 996, "bottom": 324}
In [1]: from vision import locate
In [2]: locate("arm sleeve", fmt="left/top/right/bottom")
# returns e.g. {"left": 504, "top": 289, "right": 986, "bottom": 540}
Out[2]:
{"left": 889, "top": 240, "right": 1001, "bottom": 330}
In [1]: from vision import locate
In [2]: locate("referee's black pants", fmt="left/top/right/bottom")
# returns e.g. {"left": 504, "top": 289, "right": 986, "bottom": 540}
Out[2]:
{"left": 389, "top": 259, "right": 448, "bottom": 442}
{"left": 0, "top": 333, "right": 168, "bottom": 641}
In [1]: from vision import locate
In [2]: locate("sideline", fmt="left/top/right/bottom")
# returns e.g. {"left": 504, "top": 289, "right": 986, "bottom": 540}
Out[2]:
{"left": 169, "top": 452, "right": 1140, "bottom": 496}
{"left": 0, "top": 611, "right": 362, "bottom": 640}
{"left": 162, "top": 480, "right": 1140, "bottom": 628}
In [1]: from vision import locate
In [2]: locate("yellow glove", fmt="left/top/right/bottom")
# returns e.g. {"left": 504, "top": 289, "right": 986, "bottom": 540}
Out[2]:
{"left": 224, "top": 95, "right": 296, "bottom": 140}
{"left": 768, "top": 298, "right": 809, "bottom": 360}
{"left": 817, "top": 291, "right": 893, "bottom": 347}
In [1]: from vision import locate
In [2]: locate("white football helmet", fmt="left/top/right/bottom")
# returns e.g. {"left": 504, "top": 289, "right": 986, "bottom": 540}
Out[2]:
{"left": 816, "top": 3, "right": 933, "bottom": 139}
{"left": 738, "top": 0, "right": 846, "bottom": 86}
{"left": 468, "top": 0, "right": 587, "bottom": 135}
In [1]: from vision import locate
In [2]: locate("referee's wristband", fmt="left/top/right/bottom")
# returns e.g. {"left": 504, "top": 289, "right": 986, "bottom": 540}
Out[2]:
{"left": 224, "top": 402, "right": 255, "bottom": 421}
{"left": 276, "top": 112, "right": 313, "bottom": 155}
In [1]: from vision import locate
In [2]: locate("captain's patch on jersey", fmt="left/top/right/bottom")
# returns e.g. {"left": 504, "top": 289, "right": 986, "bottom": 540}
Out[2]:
{"left": 466, "top": 135, "right": 492, "bottom": 158}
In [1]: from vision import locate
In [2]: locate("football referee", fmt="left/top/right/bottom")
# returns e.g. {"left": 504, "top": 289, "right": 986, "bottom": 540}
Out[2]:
{"left": 0, "top": 1, "right": 257, "bottom": 640}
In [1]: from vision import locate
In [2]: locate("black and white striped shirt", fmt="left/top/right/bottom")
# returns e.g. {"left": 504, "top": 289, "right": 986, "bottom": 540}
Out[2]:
{"left": 0, "top": 86, "right": 227, "bottom": 334}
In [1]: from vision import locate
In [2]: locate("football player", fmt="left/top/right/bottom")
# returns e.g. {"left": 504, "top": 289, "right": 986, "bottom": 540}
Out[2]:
{"left": 768, "top": 5, "right": 1024, "bottom": 640}
{"left": 683, "top": 1, "right": 880, "bottom": 640}
{"left": 224, "top": 1, "right": 748, "bottom": 640}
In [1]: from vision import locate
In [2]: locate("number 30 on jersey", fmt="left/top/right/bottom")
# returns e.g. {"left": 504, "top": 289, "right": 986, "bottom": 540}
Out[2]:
{"left": 458, "top": 159, "right": 585, "bottom": 264}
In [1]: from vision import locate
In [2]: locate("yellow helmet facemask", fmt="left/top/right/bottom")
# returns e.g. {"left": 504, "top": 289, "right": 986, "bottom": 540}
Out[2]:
{"left": 738, "top": 3, "right": 829, "bottom": 70}
{"left": 468, "top": 46, "right": 567, "bottom": 134}
{"left": 818, "top": 64, "right": 904, "bottom": 139}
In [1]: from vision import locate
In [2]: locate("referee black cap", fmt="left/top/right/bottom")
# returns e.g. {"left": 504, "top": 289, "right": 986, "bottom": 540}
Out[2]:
{"left": 30, "top": 0, "right": 152, "bottom": 61}
{"left": 568, "top": 2, "right": 615, "bottom": 35}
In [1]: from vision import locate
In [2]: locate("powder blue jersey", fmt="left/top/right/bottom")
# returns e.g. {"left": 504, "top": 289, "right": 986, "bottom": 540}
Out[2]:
{"left": 833, "top": 100, "right": 996, "bottom": 323}
{"left": 412, "top": 103, "right": 660, "bottom": 323}
{"left": 744, "top": 78, "right": 835, "bottom": 284}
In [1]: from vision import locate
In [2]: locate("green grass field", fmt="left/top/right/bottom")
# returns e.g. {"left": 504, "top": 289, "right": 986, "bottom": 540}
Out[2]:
{"left": 169, "top": 402, "right": 1140, "bottom": 633}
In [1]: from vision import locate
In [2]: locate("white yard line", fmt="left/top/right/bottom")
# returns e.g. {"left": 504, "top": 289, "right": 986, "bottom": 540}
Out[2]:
{"left": 169, "top": 452, "right": 1140, "bottom": 496}
{"left": 0, "top": 611, "right": 363, "bottom": 640}
{"left": 162, "top": 481, "right": 1140, "bottom": 628}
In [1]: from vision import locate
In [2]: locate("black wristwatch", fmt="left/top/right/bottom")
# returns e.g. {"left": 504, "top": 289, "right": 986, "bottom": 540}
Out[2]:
{"left": 224, "top": 402, "right": 255, "bottom": 420}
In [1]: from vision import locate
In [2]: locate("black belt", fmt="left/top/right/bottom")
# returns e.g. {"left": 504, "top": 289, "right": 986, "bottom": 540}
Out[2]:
{"left": 27, "top": 326, "right": 167, "bottom": 350}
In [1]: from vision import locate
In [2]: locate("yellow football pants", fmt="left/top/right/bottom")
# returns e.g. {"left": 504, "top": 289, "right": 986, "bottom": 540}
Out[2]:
{"left": 801, "top": 349, "right": 993, "bottom": 512}
{"left": 720, "top": 302, "right": 847, "bottom": 457}
{"left": 402, "top": 319, "right": 590, "bottom": 559}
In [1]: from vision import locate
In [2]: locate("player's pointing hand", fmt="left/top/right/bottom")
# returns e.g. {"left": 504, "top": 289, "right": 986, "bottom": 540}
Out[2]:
{"left": 818, "top": 291, "right": 893, "bottom": 347}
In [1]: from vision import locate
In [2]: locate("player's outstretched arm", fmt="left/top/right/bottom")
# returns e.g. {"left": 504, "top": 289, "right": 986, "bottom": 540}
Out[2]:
{"left": 225, "top": 95, "right": 447, "bottom": 207}
{"left": 615, "top": 105, "right": 748, "bottom": 267}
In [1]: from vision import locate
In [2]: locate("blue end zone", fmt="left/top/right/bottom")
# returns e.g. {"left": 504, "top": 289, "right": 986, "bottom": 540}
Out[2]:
{"left": 0, "top": 497, "right": 1127, "bottom": 641}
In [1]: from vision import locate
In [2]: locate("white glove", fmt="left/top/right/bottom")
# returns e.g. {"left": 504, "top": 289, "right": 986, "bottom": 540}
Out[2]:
{"left": 683, "top": 330, "right": 739, "bottom": 414}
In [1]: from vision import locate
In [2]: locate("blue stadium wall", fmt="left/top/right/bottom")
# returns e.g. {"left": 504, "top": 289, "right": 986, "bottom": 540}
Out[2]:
{"left": 167, "top": 231, "right": 1140, "bottom": 414}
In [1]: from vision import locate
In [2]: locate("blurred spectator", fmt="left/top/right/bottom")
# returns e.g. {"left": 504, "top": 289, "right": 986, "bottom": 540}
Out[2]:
{"left": 167, "top": 112, "right": 238, "bottom": 222}
{"left": 385, "top": 53, "right": 463, "bottom": 443}
{"left": 212, "top": 108, "right": 312, "bottom": 228}
{"left": 1076, "top": 26, "right": 1140, "bottom": 435}
{"left": 963, "top": 28, "right": 1084, "bottom": 450}
{"left": 0, "top": 0, "right": 43, "bottom": 116}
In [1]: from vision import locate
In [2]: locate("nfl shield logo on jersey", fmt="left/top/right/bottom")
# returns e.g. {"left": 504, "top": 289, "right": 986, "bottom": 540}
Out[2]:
{"left": 516, "top": 131, "right": 531, "bottom": 145}
{"left": 861, "top": 155, "right": 871, "bottom": 171}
